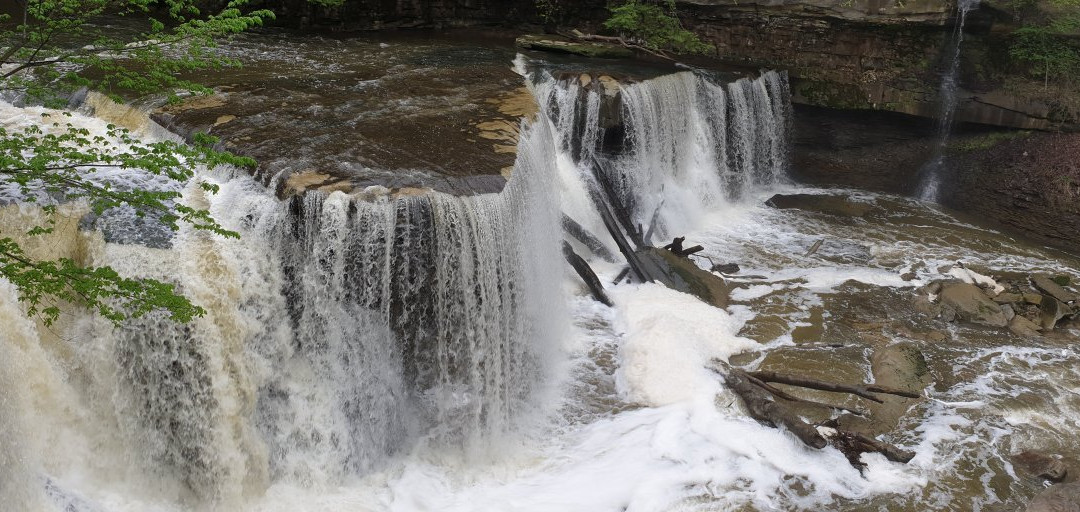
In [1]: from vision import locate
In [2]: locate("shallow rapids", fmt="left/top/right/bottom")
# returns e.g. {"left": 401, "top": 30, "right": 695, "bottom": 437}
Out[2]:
{"left": 1, "top": 35, "right": 1079, "bottom": 512}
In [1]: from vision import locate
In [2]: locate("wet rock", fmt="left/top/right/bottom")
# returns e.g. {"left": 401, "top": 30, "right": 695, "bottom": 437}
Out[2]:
{"left": 901, "top": 272, "right": 917, "bottom": 282}
{"left": 1010, "top": 315, "right": 1043, "bottom": 337}
{"left": 1024, "top": 482, "right": 1080, "bottom": 512}
{"left": 1039, "top": 295, "right": 1073, "bottom": 331}
{"left": 913, "top": 294, "right": 942, "bottom": 318}
{"left": 1013, "top": 451, "right": 1069, "bottom": 483}
{"left": 765, "top": 193, "right": 875, "bottom": 218}
{"left": 1024, "top": 293, "right": 1045, "bottom": 306}
{"left": 993, "top": 292, "right": 1023, "bottom": 304}
{"left": 1033, "top": 275, "right": 1078, "bottom": 305}
{"left": 839, "top": 342, "right": 929, "bottom": 436}
{"left": 938, "top": 282, "right": 1008, "bottom": 328}
{"left": 712, "top": 263, "right": 741, "bottom": 274}
{"left": 1002, "top": 303, "right": 1016, "bottom": 322}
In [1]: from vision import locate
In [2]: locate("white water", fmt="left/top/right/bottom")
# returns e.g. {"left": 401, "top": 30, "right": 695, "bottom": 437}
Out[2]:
{"left": 917, "top": 0, "right": 982, "bottom": 201}
{"left": 1, "top": 58, "right": 1078, "bottom": 512}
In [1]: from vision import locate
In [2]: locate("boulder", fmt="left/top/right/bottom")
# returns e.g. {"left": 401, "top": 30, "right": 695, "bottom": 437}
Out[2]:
{"left": 765, "top": 193, "right": 875, "bottom": 218}
{"left": 839, "top": 342, "right": 929, "bottom": 436}
{"left": 939, "top": 282, "right": 1009, "bottom": 328}
{"left": 1033, "top": 275, "right": 1078, "bottom": 305}
{"left": 1010, "top": 316, "right": 1043, "bottom": 337}
{"left": 1039, "top": 295, "right": 1074, "bottom": 331}
{"left": 1013, "top": 451, "right": 1069, "bottom": 483}
{"left": 1024, "top": 482, "right": 1080, "bottom": 512}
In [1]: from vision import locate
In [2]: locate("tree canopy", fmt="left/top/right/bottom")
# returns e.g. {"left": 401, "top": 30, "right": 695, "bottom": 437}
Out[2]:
{"left": 0, "top": 0, "right": 272, "bottom": 325}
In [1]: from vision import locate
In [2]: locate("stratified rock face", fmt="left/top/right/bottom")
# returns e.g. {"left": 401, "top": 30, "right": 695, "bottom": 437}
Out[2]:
{"left": 680, "top": 0, "right": 954, "bottom": 24}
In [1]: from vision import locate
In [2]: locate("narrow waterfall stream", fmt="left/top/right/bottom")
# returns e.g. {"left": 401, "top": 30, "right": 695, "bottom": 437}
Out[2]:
{"left": 1, "top": 33, "right": 1078, "bottom": 512}
{"left": 917, "top": 0, "right": 983, "bottom": 201}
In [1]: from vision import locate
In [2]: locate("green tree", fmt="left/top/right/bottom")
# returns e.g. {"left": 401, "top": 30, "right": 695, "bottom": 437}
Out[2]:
{"left": 603, "top": 0, "right": 713, "bottom": 55}
{"left": 1009, "top": 25, "right": 1080, "bottom": 89}
{"left": 0, "top": 0, "right": 273, "bottom": 325}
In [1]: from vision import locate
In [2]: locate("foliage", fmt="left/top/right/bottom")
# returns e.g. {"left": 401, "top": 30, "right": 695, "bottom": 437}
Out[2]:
{"left": 1009, "top": 25, "right": 1080, "bottom": 87}
{"left": 603, "top": 0, "right": 713, "bottom": 55}
{"left": 0, "top": 0, "right": 271, "bottom": 325}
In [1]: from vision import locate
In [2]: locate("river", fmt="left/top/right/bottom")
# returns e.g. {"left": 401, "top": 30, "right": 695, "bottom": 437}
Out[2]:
{"left": 1, "top": 29, "right": 1078, "bottom": 512}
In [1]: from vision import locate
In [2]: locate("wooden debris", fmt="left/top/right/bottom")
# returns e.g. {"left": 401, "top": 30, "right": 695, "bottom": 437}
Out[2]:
{"left": 805, "top": 238, "right": 824, "bottom": 257}
{"left": 562, "top": 214, "right": 617, "bottom": 262}
{"left": 718, "top": 364, "right": 918, "bottom": 469}
{"left": 563, "top": 241, "right": 613, "bottom": 307}
{"left": 749, "top": 371, "right": 923, "bottom": 402}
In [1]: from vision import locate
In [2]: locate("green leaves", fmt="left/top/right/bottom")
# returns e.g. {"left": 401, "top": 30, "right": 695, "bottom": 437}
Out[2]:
{"left": 0, "top": 0, "right": 269, "bottom": 326}
{"left": 604, "top": 0, "right": 713, "bottom": 55}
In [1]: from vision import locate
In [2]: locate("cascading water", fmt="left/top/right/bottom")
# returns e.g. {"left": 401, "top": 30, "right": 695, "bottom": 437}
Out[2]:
{"left": 917, "top": 0, "right": 982, "bottom": 201}
{"left": 0, "top": 94, "right": 563, "bottom": 510}
{"left": 7, "top": 42, "right": 1076, "bottom": 511}
{"left": 535, "top": 69, "right": 790, "bottom": 242}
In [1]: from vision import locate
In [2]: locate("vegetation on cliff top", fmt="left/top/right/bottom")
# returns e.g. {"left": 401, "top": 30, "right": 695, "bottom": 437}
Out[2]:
{"left": 602, "top": 0, "right": 713, "bottom": 55}
{"left": 1, "top": 0, "right": 271, "bottom": 325}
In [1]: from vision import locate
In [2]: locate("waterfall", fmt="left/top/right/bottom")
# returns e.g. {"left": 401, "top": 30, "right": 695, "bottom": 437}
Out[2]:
{"left": 917, "top": 0, "right": 982, "bottom": 201}
{"left": 536, "top": 69, "right": 791, "bottom": 242}
{"left": 0, "top": 98, "right": 563, "bottom": 509}
{"left": 0, "top": 63, "right": 791, "bottom": 510}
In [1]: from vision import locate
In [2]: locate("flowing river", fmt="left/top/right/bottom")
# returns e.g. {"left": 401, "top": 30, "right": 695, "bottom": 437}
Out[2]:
{"left": 1, "top": 30, "right": 1078, "bottom": 512}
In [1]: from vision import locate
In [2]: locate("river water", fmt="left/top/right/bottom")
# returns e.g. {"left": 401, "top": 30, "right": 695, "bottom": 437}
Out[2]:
{"left": 1, "top": 30, "right": 1078, "bottom": 512}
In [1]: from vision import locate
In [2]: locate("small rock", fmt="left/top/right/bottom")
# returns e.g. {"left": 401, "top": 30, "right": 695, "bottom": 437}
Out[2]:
{"left": 993, "top": 292, "right": 1023, "bottom": 304}
{"left": 1032, "top": 275, "right": 1077, "bottom": 305}
{"left": 1010, "top": 315, "right": 1043, "bottom": 337}
{"left": 1013, "top": 451, "right": 1069, "bottom": 482}
{"left": 939, "top": 282, "right": 1008, "bottom": 328}
{"left": 1002, "top": 303, "right": 1016, "bottom": 321}
{"left": 1023, "top": 293, "right": 1044, "bottom": 306}
{"left": 1024, "top": 482, "right": 1080, "bottom": 512}
{"left": 901, "top": 272, "right": 917, "bottom": 282}
{"left": 712, "top": 263, "right": 741, "bottom": 274}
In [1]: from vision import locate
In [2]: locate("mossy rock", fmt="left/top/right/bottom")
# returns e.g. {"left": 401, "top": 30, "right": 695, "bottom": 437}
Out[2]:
{"left": 515, "top": 35, "right": 634, "bottom": 59}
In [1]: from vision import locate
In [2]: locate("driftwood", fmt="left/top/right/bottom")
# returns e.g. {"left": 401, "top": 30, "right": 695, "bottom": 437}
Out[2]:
{"left": 563, "top": 214, "right": 617, "bottom": 262}
{"left": 662, "top": 237, "right": 705, "bottom": 257}
{"left": 805, "top": 238, "right": 824, "bottom": 257}
{"left": 743, "top": 372, "right": 867, "bottom": 416}
{"left": 820, "top": 422, "right": 916, "bottom": 467}
{"left": 749, "top": 371, "right": 923, "bottom": 402}
{"left": 596, "top": 198, "right": 651, "bottom": 283}
{"left": 720, "top": 365, "right": 917, "bottom": 468}
{"left": 612, "top": 266, "right": 631, "bottom": 285}
{"left": 725, "top": 368, "right": 827, "bottom": 449}
{"left": 563, "top": 241, "right": 613, "bottom": 307}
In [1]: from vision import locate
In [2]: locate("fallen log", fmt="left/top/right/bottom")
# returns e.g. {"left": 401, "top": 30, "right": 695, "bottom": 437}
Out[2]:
{"left": 612, "top": 266, "right": 631, "bottom": 285}
{"left": 562, "top": 214, "right": 617, "bottom": 262}
{"left": 678, "top": 245, "right": 705, "bottom": 257}
{"left": 563, "top": 241, "right": 613, "bottom": 307}
{"left": 819, "top": 423, "right": 916, "bottom": 467}
{"left": 749, "top": 371, "right": 923, "bottom": 402}
{"left": 743, "top": 373, "right": 867, "bottom": 416}
{"left": 725, "top": 368, "right": 828, "bottom": 449}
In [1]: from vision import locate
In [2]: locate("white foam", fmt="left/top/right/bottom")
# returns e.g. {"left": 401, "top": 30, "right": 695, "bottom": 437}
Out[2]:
{"left": 608, "top": 283, "right": 758, "bottom": 406}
